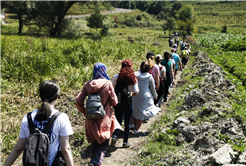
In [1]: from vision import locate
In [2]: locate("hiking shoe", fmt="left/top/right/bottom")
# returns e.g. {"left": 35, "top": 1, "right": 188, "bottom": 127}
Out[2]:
{"left": 123, "top": 142, "right": 130, "bottom": 148}
{"left": 133, "top": 130, "right": 139, "bottom": 135}
{"left": 110, "top": 135, "right": 117, "bottom": 148}
{"left": 130, "top": 124, "right": 135, "bottom": 130}
{"left": 143, "top": 119, "right": 149, "bottom": 123}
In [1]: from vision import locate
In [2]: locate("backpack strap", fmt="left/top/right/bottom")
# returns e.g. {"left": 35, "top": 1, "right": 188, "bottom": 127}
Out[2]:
{"left": 43, "top": 111, "right": 62, "bottom": 134}
{"left": 27, "top": 112, "right": 35, "bottom": 134}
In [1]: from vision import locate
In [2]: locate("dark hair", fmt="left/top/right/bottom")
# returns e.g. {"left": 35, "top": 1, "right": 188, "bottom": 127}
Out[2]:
{"left": 164, "top": 51, "right": 171, "bottom": 60}
{"left": 117, "top": 59, "right": 137, "bottom": 86}
{"left": 140, "top": 61, "right": 151, "bottom": 73}
{"left": 35, "top": 80, "right": 60, "bottom": 121}
{"left": 155, "top": 57, "right": 161, "bottom": 64}
{"left": 146, "top": 52, "right": 154, "bottom": 60}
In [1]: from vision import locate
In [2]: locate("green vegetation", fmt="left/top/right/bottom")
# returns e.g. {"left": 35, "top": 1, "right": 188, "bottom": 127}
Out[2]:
{"left": 1, "top": 23, "right": 171, "bottom": 162}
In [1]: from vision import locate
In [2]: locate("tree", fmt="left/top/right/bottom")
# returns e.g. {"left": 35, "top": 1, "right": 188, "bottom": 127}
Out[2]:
{"left": 171, "top": 2, "right": 182, "bottom": 18}
{"left": 2, "top": 1, "right": 27, "bottom": 34}
{"left": 162, "top": 17, "right": 177, "bottom": 37}
{"left": 86, "top": 8, "right": 104, "bottom": 31}
{"left": 3, "top": 1, "right": 111, "bottom": 36}
{"left": 176, "top": 5, "right": 196, "bottom": 39}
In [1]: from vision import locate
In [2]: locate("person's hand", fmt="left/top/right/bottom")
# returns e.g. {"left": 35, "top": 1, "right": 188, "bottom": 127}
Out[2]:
{"left": 154, "top": 97, "right": 158, "bottom": 100}
{"left": 172, "top": 80, "right": 175, "bottom": 85}
{"left": 155, "top": 86, "right": 159, "bottom": 91}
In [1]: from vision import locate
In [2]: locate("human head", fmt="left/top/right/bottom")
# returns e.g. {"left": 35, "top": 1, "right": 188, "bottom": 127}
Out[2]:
{"left": 36, "top": 80, "right": 60, "bottom": 121}
{"left": 146, "top": 52, "right": 154, "bottom": 60}
{"left": 93, "top": 63, "right": 110, "bottom": 80}
{"left": 121, "top": 59, "right": 132, "bottom": 68}
{"left": 171, "top": 48, "right": 176, "bottom": 53}
{"left": 140, "top": 61, "right": 151, "bottom": 73}
{"left": 147, "top": 58, "right": 155, "bottom": 69}
{"left": 118, "top": 59, "right": 136, "bottom": 86}
{"left": 155, "top": 54, "right": 162, "bottom": 64}
{"left": 164, "top": 51, "right": 172, "bottom": 60}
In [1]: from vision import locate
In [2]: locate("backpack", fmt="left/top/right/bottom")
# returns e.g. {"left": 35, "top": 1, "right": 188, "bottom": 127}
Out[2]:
{"left": 23, "top": 111, "right": 62, "bottom": 166}
{"left": 85, "top": 92, "right": 108, "bottom": 119}
{"left": 114, "top": 81, "right": 132, "bottom": 110}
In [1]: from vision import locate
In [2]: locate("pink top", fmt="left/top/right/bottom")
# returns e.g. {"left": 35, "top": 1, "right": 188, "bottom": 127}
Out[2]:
{"left": 76, "top": 79, "right": 122, "bottom": 144}
{"left": 149, "top": 64, "right": 160, "bottom": 79}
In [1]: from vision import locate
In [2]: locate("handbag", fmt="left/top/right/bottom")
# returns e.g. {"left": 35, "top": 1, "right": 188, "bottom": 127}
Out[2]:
{"left": 52, "top": 147, "right": 65, "bottom": 166}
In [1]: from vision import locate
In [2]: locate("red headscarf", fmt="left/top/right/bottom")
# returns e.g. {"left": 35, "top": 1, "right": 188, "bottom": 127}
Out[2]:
{"left": 117, "top": 59, "right": 137, "bottom": 86}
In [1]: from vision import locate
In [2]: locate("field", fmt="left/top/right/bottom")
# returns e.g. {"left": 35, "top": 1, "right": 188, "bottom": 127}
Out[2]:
{"left": 1, "top": 24, "right": 171, "bottom": 163}
{"left": 1, "top": 1, "right": 246, "bottom": 164}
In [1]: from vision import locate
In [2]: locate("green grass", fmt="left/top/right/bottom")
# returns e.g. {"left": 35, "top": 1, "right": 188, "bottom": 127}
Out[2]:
{"left": 0, "top": 25, "right": 171, "bottom": 162}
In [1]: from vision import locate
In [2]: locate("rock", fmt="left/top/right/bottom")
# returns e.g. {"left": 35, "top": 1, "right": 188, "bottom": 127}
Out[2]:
{"left": 178, "top": 124, "right": 200, "bottom": 142}
{"left": 209, "top": 144, "right": 237, "bottom": 165}
{"left": 237, "top": 150, "right": 246, "bottom": 164}
{"left": 173, "top": 116, "right": 190, "bottom": 127}
{"left": 188, "top": 114, "right": 198, "bottom": 123}
{"left": 176, "top": 133, "right": 188, "bottom": 145}
{"left": 185, "top": 89, "right": 206, "bottom": 108}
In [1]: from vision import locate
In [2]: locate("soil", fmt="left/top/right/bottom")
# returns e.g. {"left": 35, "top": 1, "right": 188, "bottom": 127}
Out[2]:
{"left": 11, "top": 70, "right": 183, "bottom": 166}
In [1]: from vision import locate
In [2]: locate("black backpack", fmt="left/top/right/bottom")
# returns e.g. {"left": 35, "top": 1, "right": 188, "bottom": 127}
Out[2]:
{"left": 114, "top": 81, "right": 132, "bottom": 110}
{"left": 23, "top": 111, "right": 61, "bottom": 166}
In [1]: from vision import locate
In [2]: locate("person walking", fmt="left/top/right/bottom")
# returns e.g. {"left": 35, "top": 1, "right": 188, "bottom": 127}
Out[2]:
{"left": 161, "top": 52, "right": 175, "bottom": 102}
{"left": 4, "top": 80, "right": 74, "bottom": 166}
{"left": 146, "top": 52, "right": 160, "bottom": 91}
{"left": 171, "top": 48, "right": 182, "bottom": 77}
{"left": 131, "top": 61, "right": 161, "bottom": 134}
{"left": 76, "top": 63, "right": 122, "bottom": 166}
{"left": 181, "top": 47, "right": 189, "bottom": 66}
{"left": 154, "top": 54, "right": 166, "bottom": 108}
{"left": 110, "top": 60, "right": 139, "bottom": 148}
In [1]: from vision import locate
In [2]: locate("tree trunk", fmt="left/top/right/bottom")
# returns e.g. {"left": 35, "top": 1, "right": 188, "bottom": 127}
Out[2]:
{"left": 18, "top": 13, "right": 23, "bottom": 34}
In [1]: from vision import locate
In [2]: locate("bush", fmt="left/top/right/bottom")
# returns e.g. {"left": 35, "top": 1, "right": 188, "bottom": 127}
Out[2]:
{"left": 136, "top": 14, "right": 142, "bottom": 21}
{"left": 221, "top": 25, "right": 227, "bottom": 33}
{"left": 60, "top": 19, "right": 89, "bottom": 37}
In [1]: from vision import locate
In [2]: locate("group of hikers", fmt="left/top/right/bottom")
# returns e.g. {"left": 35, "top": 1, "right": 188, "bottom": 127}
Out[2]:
{"left": 4, "top": 42, "right": 191, "bottom": 166}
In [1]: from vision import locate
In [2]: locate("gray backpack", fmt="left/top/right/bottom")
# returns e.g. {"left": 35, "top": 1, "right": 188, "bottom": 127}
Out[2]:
{"left": 85, "top": 92, "right": 109, "bottom": 119}
{"left": 23, "top": 111, "right": 61, "bottom": 166}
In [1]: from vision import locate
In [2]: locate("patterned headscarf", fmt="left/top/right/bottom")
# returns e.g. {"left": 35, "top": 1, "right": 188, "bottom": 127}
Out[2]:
{"left": 93, "top": 63, "right": 110, "bottom": 80}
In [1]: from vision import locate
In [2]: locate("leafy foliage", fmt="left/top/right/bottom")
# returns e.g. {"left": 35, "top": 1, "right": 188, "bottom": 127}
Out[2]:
{"left": 86, "top": 8, "right": 104, "bottom": 31}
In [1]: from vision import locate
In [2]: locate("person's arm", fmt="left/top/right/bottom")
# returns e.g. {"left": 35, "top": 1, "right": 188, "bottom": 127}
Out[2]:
{"left": 60, "top": 136, "right": 74, "bottom": 166}
{"left": 178, "top": 61, "right": 182, "bottom": 71}
{"left": 4, "top": 138, "right": 27, "bottom": 166}
{"left": 75, "top": 82, "right": 88, "bottom": 116}
{"left": 170, "top": 65, "right": 175, "bottom": 85}
{"left": 155, "top": 75, "right": 159, "bottom": 90}
{"left": 149, "top": 77, "right": 158, "bottom": 100}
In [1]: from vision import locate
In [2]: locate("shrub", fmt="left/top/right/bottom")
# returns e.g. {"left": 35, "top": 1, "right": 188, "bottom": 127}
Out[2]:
{"left": 136, "top": 14, "right": 142, "bottom": 21}
{"left": 60, "top": 19, "right": 89, "bottom": 37}
{"left": 221, "top": 25, "right": 227, "bottom": 33}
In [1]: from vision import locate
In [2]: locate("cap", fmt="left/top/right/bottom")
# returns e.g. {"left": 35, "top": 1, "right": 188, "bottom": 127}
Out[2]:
{"left": 171, "top": 48, "right": 176, "bottom": 52}
{"left": 156, "top": 54, "right": 162, "bottom": 59}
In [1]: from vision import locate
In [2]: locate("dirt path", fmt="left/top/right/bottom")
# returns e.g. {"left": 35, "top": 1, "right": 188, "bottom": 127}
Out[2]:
{"left": 101, "top": 70, "right": 183, "bottom": 166}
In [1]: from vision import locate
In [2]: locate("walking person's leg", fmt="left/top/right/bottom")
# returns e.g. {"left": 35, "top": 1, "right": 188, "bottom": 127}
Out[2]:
{"left": 122, "top": 104, "right": 133, "bottom": 148}
{"left": 110, "top": 108, "right": 123, "bottom": 147}
{"left": 90, "top": 139, "right": 109, "bottom": 166}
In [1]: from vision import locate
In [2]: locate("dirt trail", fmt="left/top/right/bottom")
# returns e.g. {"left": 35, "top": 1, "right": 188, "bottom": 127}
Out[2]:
{"left": 101, "top": 70, "right": 183, "bottom": 166}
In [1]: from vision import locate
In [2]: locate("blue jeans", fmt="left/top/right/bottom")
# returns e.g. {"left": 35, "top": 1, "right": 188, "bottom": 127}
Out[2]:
{"left": 113, "top": 103, "right": 133, "bottom": 143}
{"left": 90, "top": 139, "right": 109, "bottom": 166}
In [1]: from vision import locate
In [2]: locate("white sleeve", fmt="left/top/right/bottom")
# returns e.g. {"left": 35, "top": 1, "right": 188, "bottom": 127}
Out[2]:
{"left": 19, "top": 115, "right": 29, "bottom": 138}
{"left": 58, "top": 113, "right": 74, "bottom": 136}
{"left": 112, "top": 74, "right": 119, "bottom": 87}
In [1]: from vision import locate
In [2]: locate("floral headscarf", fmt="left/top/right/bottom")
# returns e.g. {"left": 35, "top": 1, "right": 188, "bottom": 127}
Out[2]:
{"left": 93, "top": 63, "right": 110, "bottom": 80}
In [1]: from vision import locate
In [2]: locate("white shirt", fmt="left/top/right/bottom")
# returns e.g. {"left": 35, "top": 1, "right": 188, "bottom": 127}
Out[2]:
{"left": 157, "top": 64, "right": 166, "bottom": 80}
{"left": 169, "top": 59, "right": 175, "bottom": 71}
{"left": 112, "top": 74, "right": 139, "bottom": 93}
{"left": 19, "top": 109, "right": 74, "bottom": 166}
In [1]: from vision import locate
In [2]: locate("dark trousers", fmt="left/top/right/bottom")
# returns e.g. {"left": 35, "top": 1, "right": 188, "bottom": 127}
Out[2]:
{"left": 182, "top": 57, "right": 188, "bottom": 65}
{"left": 154, "top": 80, "right": 165, "bottom": 106}
{"left": 113, "top": 103, "right": 133, "bottom": 143}
{"left": 164, "top": 71, "right": 171, "bottom": 102}
{"left": 90, "top": 139, "right": 109, "bottom": 166}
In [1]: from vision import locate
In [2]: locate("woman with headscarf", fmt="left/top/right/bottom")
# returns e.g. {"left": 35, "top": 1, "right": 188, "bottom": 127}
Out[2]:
{"left": 110, "top": 60, "right": 139, "bottom": 148}
{"left": 76, "top": 63, "right": 122, "bottom": 166}
{"left": 131, "top": 61, "right": 161, "bottom": 134}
